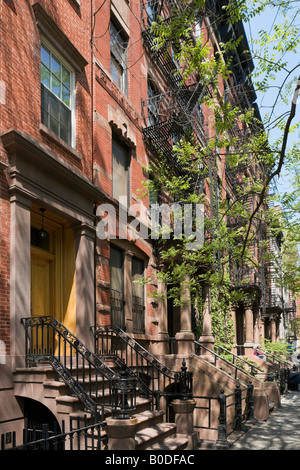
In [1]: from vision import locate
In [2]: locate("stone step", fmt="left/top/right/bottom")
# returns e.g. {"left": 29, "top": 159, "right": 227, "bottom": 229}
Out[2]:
{"left": 135, "top": 422, "right": 177, "bottom": 450}
{"left": 133, "top": 409, "right": 165, "bottom": 432}
{"left": 147, "top": 435, "right": 188, "bottom": 450}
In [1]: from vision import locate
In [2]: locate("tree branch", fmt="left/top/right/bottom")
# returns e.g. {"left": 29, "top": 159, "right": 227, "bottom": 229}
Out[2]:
{"left": 241, "top": 76, "right": 300, "bottom": 258}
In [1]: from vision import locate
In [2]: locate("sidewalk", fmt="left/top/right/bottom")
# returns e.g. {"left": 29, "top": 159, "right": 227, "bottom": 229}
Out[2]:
{"left": 231, "top": 391, "right": 300, "bottom": 450}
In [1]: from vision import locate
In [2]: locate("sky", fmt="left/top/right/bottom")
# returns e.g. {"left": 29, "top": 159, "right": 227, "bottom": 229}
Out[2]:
{"left": 243, "top": 2, "right": 300, "bottom": 197}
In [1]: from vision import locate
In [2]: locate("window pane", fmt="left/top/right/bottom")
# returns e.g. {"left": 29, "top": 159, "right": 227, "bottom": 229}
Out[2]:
{"left": 111, "top": 57, "right": 122, "bottom": 88}
{"left": 62, "top": 66, "right": 70, "bottom": 88}
{"left": 60, "top": 103, "right": 70, "bottom": 128}
{"left": 62, "top": 85, "right": 70, "bottom": 106}
{"left": 49, "top": 94, "right": 59, "bottom": 120}
{"left": 50, "top": 115, "right": 59, "bottom": 135}
{"left": 60, "top": 124, "right": 70, "bottom": 145}
{"left": 51, "top": 55, "right": 61, "bottom": 78}
{"left": 41, "top": 64, "right": 50, "bottom": 88}
{"left": 51, "top": 75, "right": 61, "bottom": 98}
{"left": 41, "top": 45, "right": 50, "bottom": 68}
{"left": 41, "top": 107, "right": 49, "bottom": 126}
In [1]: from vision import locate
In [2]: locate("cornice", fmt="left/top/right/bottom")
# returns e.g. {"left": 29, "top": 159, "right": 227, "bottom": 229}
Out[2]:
{"left": 1, "top": 128, "right": 110, "bottom": 205}
{"left": 32, "top": 2, "right": 88, "bottom": 72}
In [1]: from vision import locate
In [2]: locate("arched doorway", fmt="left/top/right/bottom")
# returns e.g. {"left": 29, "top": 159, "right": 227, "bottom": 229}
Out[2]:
{"left": 24, "top": 398, "right": 63, "bottom": 448}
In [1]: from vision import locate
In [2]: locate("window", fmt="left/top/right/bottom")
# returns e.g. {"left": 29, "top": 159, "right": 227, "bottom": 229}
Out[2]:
{"left": 112, "top": 136, "right": 129, "bottom": 202}
{"left": 110, "top": 245, "right": 125, "bottom": 329}
{"left": 110, "top": 21, "right": 128, "bottom": 94}
{"left": 41, "top": 40, "right": 75, "bottom": 146}
{"left": 147, "top": 80, "right": 159, "bottom": 126}
{"left": 132, "top": 257, "right": 145, "bottom": 334}
{"left": 146, "top": 0, "right": 158, "bottom": 27}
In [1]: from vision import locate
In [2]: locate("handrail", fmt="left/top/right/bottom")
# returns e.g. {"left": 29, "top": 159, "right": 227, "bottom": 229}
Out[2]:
{"left": 214, "top": 343, "right": 263, "bottom": 376}
{"left": 92, "top": 324, "right": 193, "bottom": 408}
{"left": 21, "top": 316, "right": 119, "bottom": 417}
{"left": 256, "top": 346, "right": 291, "bottom": 369}
{"left": 194, "top": 341, "right": 263, "bottom": 380}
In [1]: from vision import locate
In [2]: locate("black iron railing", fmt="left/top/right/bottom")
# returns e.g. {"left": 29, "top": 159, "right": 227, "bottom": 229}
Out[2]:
{"left": 194, "top": 381, "right": 254, "bottom": 448}
{"left": 1, "top": 415, "right": 107, "bottom": 451}
{"left": 195, "top": 341, "right": 263, "bottom": 380}
{"left": 21, "top": 316, "right": 119, "bottom": 418}
{"left": 92, "top": 324, "right": 193, "bottom": 411}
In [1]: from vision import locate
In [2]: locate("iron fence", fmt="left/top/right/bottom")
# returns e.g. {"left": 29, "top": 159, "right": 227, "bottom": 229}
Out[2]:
{"left": 194, "top": 382, "right": 254, "bottom": 448}
{"left": 1, "top": 415, "right": 107, "bottom": 451}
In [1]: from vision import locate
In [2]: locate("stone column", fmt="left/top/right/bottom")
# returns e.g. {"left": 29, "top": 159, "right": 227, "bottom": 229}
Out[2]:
{"left": 270, "top": 316, "right": 277, "bottom": 343}
{"left": 253, "top": 307, "right": 260, "bottom": 345}
{"left": 171, "top": 399, "right": 198, "bottom": 450}
{"left": 10, "top": 191, "right": 32, "bottom": 369}
{"left": 244, "top": 301, "right": 254, "bottom": 353}
{"left": 175, "top": 276, "right": 195, "bottom": 355}
{"left": 198, "top": 284, "right": 215, "bottom": 357}
{"left": 74, "top": 223, "right": 96, "bottom": 351}
{"left": 106, "top": 417, "right": 139, "bottom": 450}
{"left": 124, "top": 250, "right": 133, "bottom": 334}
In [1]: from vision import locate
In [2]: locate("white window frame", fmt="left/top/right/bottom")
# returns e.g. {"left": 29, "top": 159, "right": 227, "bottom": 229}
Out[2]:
{"left": 40, "top": 36, "right": 76, "bottom": 148}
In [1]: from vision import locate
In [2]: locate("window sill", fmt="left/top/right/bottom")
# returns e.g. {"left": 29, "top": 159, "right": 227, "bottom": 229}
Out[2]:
{"left": 39, "top": 124, "right": 82, "bottom": 161}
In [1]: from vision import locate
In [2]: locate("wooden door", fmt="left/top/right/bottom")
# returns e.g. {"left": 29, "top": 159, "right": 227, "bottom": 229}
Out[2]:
{"left": 31, "top": 249, "right": 55, "bottom": 317}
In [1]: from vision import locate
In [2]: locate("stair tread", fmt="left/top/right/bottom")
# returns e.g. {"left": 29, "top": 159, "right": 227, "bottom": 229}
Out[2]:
{"left": 135, "top": 422, "right": 176, "bottom": 445}
{"left": 147, "top": 435, "right": 188, "bottom": 450}
{"left": 133, "top": 410, "right": 164, "bottom": 422}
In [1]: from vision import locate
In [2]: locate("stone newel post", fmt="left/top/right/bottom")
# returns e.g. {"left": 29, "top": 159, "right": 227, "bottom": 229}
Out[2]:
{"left": 171, "top": 399, "right": 198, "bottom": 449}
{"left": 105, "top": 417, "right": 139, "bottom": 450}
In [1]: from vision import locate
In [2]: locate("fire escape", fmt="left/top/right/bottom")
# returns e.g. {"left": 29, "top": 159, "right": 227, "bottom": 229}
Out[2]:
{"left": 140, "top": 0, "right": 208, "bottom": 174}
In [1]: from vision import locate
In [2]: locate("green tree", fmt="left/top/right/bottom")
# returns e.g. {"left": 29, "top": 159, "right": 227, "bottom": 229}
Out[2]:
{"left": 138, "top": 0, "right": 300, "bottom": 342}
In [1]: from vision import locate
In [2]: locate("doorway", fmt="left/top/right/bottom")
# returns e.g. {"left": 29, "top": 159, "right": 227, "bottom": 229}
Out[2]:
{"left": 30, "top": 208, "right": 76, "bottom": 345}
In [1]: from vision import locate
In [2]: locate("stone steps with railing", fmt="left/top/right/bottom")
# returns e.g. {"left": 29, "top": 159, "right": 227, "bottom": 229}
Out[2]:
{"left": 16, "top": 316, "right": 194, "bottom": 450}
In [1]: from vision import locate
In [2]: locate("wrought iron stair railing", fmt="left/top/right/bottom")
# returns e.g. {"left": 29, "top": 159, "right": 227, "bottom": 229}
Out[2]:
{"left": 195, "top": 341, "right": 265, "bottom": 381}
{"left": 21, "top": 316, "right": 119, "bottom": 419}
{"left": 255, "top": 345, "right": 292, "bottom": 370}
{"left": 91, "top": 324, "right": 193, "bottom": 410}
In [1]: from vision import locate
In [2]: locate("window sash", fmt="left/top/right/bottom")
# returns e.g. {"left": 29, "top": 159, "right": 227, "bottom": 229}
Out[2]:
{"left": 110, "top": 22, "right": 128, "bottom": 93}
{"left": 112, "top": 137, "right": 129, "bottom": 202}
{"left": 40, "top": 40, "right": 74, "bottom": 146}
{"left": 41, "top": 85, "right": 71, "bottom": 145}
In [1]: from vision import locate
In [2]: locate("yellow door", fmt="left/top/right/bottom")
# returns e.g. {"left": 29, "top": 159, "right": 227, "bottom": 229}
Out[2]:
{"left": 31, "top": 249, "right": 55, "bottom": 317}
{"left": 31, "top": 248, "right": 55, "bottom": 353}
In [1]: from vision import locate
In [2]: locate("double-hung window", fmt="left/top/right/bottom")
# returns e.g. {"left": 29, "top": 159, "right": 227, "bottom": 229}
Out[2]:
{"left": 112, "top": 135, "right": 129, "bottom": 203}
{"left": 147, "top": 80, "right": 159, "bottom": 127}
{"left": 41, "top": 40, "right": 75, "bottom": 147}
{"left": 110, "top": 21, "right": 128, "bottom": 94}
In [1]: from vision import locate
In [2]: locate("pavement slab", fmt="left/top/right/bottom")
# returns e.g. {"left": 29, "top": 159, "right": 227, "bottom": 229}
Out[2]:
{"left": 231, "top": 391, "right": 300, "bottom": 450}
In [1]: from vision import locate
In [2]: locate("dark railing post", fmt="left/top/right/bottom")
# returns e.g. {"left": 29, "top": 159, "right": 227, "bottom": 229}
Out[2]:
{"left": 111, "top": 362, "right": 137, "bottom": 420}
{"left": 179, "top": 359, "right": 193, "bottom": 400}
{"left": 246, "top": 381, "right": 255, "bottom": 420}
{"left": 234, "top": 383, "right": 243, "bottom": 431}
{"left": 217, "top": 389, "right": 229, "bottom": 448}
